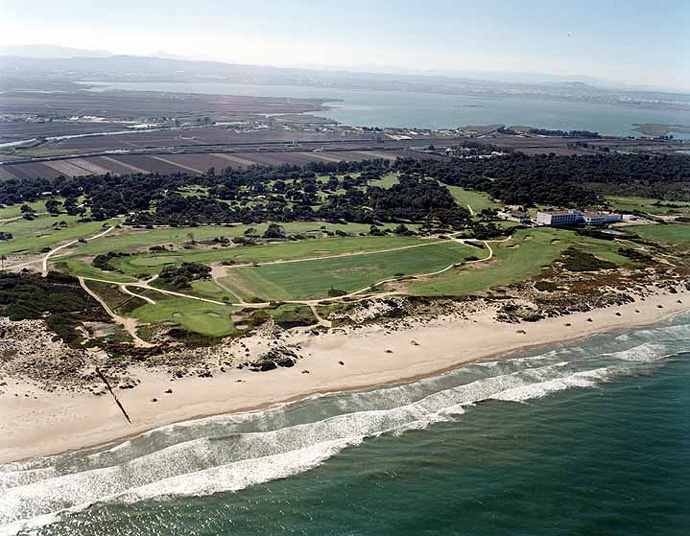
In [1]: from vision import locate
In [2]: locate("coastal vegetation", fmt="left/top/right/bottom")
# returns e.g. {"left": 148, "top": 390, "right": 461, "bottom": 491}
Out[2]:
{"left": 0, "top": 152, "right": 688, "bottom": 342}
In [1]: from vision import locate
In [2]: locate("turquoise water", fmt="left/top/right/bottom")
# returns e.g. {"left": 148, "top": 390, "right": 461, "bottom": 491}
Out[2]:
{"left": 2, "top": 314, "right": 690, "bottom": 535}
{"left": 83, "top": 81, "right": 690, "bottom": 138}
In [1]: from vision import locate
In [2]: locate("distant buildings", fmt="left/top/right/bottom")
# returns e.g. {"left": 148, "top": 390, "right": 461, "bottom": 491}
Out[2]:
{"left": 498, "top": 210, "right": 532, "bottom": 224}
{"left": 536, "top": 209, "right": 622, "bottom": 227}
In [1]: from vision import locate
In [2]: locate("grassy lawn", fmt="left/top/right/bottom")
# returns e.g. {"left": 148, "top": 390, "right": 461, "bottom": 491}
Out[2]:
{"left": 626, "top": 223, "right": 690, "bottom": 244}
{"left": 371, "top": 173, "right": 400, "bottom": 188}
{"left": 110, "top": 235, "right": 430, "bottom": 276}
{"left": 0, "top": 215, "right": 116, "bottom": 256}
{"left": 0, "top": 200, "right": 49, "bottom": 219}
{"left": 220, "top": 241, "right": 475, "bottom": 300}
{"left": 131, "top": 298, "right": 238, "bottom": 337}
{"left": 54, "top": 259, "right": 138, "bottom": 283}
{"left": 60, "top": 221, "right": 411, "bottom": 259}
{"left": 408, "top": 228, "right": 632, "bottom": 296}
{"left": 443, "top": 183, "right": 500, "bottom": 213}
{"left": 606, "top": 196, "right": 690, "bottom": 216}
{"left": 187, "top": 279, "right": 239, "bottom": 302}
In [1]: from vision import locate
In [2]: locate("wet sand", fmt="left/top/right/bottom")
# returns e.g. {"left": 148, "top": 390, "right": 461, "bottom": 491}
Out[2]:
{"left": 1, "top": 288, "right": 688, "bottom": 464}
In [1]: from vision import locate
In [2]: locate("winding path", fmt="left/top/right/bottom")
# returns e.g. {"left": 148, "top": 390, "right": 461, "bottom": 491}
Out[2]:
{"left": 78, "top": 277, "right": 154, "bottom": 348}
{"left": 42, "top": 225, "right": 118, "bottom": 276}
{"left": 69, "top": 227, "right": 513, "bottom": 339}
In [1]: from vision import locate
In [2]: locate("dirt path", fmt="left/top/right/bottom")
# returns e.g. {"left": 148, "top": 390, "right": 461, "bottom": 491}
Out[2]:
{"left": 42, "top": 225, "right": 117, "bottom": 276}
{"left": 309, "top": 304, "right": 332, "bottom": 327}
{"left": 78, "top": 277, "right": 154, "bottom": 348}
{"left": 120, "top": 285, "right": 156, "bottom": 305}
{"left": 72, "top": 232, "right": 513, "bottom": 340}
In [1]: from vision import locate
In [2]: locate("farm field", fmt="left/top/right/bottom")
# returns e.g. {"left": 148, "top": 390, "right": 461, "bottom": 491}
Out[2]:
{"left": 626, "top": 223, "right": 690, "bottom": 244}
{"left": 407, "top": 228, "right": 633, "bottom": 296}
{"left": 0, "top": 148, "right": 431, "bottom": 180}
{"left": 218, "top": 240, "right": 475, "bottom": 300}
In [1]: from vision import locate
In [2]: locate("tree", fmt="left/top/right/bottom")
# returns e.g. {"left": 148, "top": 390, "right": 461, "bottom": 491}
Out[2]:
{"left": 244, "top": 227, "right": 258, "bottom": 238}
{"left": 20, "top": 204, "right": 35, "bottom": 215}
{"left": 263, "top": 223, "right": 285, "bottom": 239}
{"left": 45, "top": 198, "right": 61, "bottom": 215}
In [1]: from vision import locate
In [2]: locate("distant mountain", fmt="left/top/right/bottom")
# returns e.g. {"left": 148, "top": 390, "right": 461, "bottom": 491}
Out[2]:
{"left": 0, "top": 47, "right": 687, "bottom": 98}
{"left": 0, "top": 45, "right": 114, "bottom": 59}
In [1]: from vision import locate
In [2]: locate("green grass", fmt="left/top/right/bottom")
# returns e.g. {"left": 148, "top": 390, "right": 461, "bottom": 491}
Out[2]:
{"left": 131, "top": 298, "right": 239, "bottom": 337}
{"left": 220, "top": 241, "right": 475, "bottom": 300}
{"left": 0, "top": 215, "right": 116, "bottom": 256}
{"left": 606, "top": 196, "right": 690, "bottom": 216}
{"left": 187, "top": 279, "right": 239, "bottom": 302}
{"left": 626, "top": 223, "right": 690, "bottom": 244}
{"left": 442, "top": 183, "right": 500, "bottom": 213}
{"left": 110, "top": 235, "right": 429, "bottom": 276}
{"left": 0, "top": 200, "right": 49, "bottom": 219}
{"left": 408, "top": 228, "right": 632, "bottom": 296}
{"left": 60, "top": 221, "right": 411, "bottom": 259}
{"left": 54, "top": 259, "right": 138, "bottom": 283}
{"left": 371, "top": 173, "right": 400, "bottom": 188}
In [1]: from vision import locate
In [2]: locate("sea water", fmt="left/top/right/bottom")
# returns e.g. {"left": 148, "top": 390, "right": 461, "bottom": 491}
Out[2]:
{"left": 2, "top": 314, "right": 690, "bottom": 535}
{"left": 82, "top": 81, "right": 690, "bottom": 138}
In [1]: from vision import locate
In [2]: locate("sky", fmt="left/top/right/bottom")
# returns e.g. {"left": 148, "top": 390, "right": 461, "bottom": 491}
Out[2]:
{"left": 1, "top": 0, "right": 688, "bottom": 91}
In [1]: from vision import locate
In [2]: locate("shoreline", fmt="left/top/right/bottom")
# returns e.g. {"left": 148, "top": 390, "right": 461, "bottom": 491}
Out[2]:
{"left": 1, "top": 288, "right": 689, "bottom": 465}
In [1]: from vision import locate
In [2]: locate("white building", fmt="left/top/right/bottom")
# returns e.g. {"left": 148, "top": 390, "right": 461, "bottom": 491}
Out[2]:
{"left": 536, "top": 210, "right": 582, "bottom": 226}
{"left": 582, "top": 212, "right": 623, "bottom": 226}
{"left": 537, "top": 209, "right": 623, "bottom": 227}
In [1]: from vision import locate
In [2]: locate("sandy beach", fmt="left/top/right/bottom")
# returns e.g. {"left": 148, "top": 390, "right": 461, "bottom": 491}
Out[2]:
{"left": 1, "top": 288, "right": 689, "bottom": 465}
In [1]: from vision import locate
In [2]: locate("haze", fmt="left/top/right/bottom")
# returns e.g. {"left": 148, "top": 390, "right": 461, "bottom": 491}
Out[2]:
{"left": 1, "top": 0, "right": 688, "bottom": 91}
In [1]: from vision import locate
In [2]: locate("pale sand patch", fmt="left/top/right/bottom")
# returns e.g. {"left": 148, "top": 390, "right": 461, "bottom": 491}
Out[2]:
{"left": 1, "top": 288, "right": 689, "bottom": 464}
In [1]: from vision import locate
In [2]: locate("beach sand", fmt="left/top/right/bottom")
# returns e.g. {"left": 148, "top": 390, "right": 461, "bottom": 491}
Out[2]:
{"left": 1, "top": 288, "right": 688, "bottom": 464}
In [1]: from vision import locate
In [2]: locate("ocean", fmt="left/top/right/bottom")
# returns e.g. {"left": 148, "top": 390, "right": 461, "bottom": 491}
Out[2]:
{"left": 83, "top": 81, "right": 690, "bottom": 139}
{"left": 2, "top": 314, "right": 690, "bottom": 535}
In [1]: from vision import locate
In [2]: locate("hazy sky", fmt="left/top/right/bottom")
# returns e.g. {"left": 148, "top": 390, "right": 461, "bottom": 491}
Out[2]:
{"left": 1, "top": 0, "right": 688, "bottom": 90}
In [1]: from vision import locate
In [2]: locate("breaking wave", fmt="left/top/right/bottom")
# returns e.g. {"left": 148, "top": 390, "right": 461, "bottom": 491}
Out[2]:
{"left": 1, "top": 315, "right": 689, "bottom": 535}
